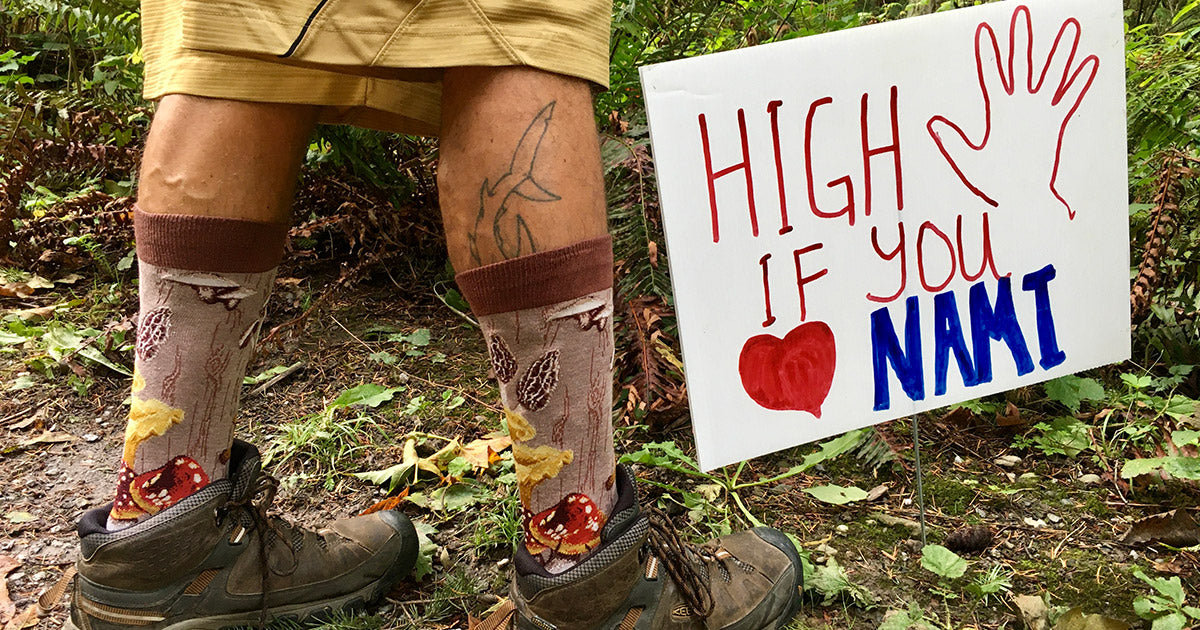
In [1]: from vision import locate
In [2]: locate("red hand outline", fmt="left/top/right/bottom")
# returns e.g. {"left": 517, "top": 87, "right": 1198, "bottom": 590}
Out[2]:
{"left": 927, "top": 5, "right": 1100, "bottom": 220}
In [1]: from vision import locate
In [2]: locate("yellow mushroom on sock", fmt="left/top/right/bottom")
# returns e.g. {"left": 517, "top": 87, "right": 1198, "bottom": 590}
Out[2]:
{"left": 122, "top": 397, "right": 185, "bottom": 465}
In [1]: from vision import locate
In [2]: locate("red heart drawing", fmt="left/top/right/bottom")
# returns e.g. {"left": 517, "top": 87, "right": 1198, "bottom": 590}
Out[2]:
{"left": 738, "top": 321, "right": 837, "bottom": 416}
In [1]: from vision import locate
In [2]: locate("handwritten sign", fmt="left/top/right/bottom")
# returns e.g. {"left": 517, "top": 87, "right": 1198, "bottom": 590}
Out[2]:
{"left": 640, "top": 0, "right": 1129, "bottom": 470}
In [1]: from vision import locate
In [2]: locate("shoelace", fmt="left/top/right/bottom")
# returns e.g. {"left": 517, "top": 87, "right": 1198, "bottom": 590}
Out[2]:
{"left": 220, "top": 472, "right": 296, "bottom": 629}
{"left": 644, "top": 506, "right": 715, "bottom": 619}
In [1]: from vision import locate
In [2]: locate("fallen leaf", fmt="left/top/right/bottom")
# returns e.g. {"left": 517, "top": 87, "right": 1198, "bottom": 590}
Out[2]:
{"left": 3, "top": 513, "right": 34, "bottom": 524}
{"left": 19, "top": 430, "right": 76, "bottom": 447}
{"left": 54, "top": 274, "right": 83, "bottom": 285}
{"left": 873, "top": 512, "right": 922, "bottom": 535}
{"left": 995, "top": 402, "right": 1025, "bottom": 427}
{"left": 1121, "top": 509, "right": 1200, "bottom": 548}
{"left": 7, "top": 305, "right": 56, "bottom": 321}
{"left": 1052, "top": 608, "right": 1130, "bottom": 630}
{"left": 460, "top": 435, "right": 512, "bottom": 469}
{"left": 358, "top": 488, "right": 410, "bottom": 516}
{"left": 3, "top": 603, "right": 38, "bottom": 630}
{"left": 0, "top": 555, "right": 19, "bottom": 626}
{"left": 865, "top": 483, "right": 890, "bottom": 502}
{"left": 1013, "top": 594, "right": 1050, "bottom": 630}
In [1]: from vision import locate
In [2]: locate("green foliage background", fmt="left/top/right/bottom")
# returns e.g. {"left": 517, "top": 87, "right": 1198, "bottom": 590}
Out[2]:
{"left": 2, "top": 0, "right": 1199, "bottom": 401}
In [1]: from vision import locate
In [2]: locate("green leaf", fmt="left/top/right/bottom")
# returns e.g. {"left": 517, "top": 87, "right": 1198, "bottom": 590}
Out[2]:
{"left": 1122, "top": 457, "right": 1171, "bottom": 479}
{"left": 425, "top": 482, "right": 488, "bottom": 512}
{"left": 1173, "top": 430, "right": 1200, "bottom": 448}
{"left": 804, "top": 484, "right": 868, "bottom": 505}
{"left": 808, "top": 557, "right": 874, "bottom": 606}
{"left": 243, "top": 364, "right": 294, "bottom": 385}
{"left": 1044, "top": 375, "right": 1105, "bottom": 413}
{"left": 412, "top": 520, "right": 438, "bottom": 581}
{"left": 0, "top": 330, "right": 27, "bottom": 345}
{"left": 1150, "top": 613, "right": 1187, "bottom": 630}
{"left": 920, "top": 544, "right": 967, "bottom": 579}
{"left": 331, "top": 383, "right": 402, "bottom": 408}
{"left": 1032, "top": 417, "right": 1092, "bottom": 457}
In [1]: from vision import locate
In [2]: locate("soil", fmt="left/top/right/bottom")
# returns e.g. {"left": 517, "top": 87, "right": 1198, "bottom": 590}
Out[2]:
{"left": 2, "top": 269, "right": 1198, "bottom": 630}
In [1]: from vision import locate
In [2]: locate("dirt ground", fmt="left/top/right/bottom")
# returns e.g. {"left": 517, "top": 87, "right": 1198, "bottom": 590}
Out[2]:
{"left": 2, "top": 270, "right": 1199, "bottom": 630}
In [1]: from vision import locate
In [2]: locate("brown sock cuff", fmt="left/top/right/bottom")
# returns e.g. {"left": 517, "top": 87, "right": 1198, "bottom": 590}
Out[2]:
{"left": 134, "top": 206, "right": 289, "bottom": 273}
{"left": 455, "top": 236, "right": 613, "bottom": 316}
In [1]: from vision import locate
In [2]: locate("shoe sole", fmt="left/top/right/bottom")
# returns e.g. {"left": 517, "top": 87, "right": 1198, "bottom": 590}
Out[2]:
{"left": 65, "top": 555, "right": 412, "bottom": 630}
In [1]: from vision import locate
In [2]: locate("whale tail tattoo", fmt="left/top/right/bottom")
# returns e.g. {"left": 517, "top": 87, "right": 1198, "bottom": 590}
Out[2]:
{"left": 469, "top": 102, "right": 562, "bottom": 264}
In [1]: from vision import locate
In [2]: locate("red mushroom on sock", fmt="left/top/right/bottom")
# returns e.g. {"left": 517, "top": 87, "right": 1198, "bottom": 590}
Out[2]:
{"left": 130, "top": 455, "right": 209, "bottom": 515}
{"left": 521, "top": 508, "right": 549, "bottom": 555}
{"left": 110, "top": 462, "right": 148, "bottom": 521}
{"left": 528, "top": 493, "right": 605, "bottom": 556}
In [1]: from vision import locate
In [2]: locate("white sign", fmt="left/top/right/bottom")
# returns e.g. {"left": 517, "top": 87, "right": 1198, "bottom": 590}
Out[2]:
{"left": 640, "top": 0, "right": 1129, "bottom": 470}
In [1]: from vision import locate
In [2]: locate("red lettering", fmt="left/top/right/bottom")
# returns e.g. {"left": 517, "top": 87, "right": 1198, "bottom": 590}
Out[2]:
{"left": 760, "top": 253, "right": 776, "bottom": 328}
{"left": 860, "top": 86, "right": 904, "bottom": 218}
{"left": 793, "top": 244, "right": 829, "bottom": 321}
{"left": 867, "top": 223, "right": 906, "bottom": 303}
{"left": 804, "top": 97, "right": 856, "bottom": 225}
{"left": 767, "top": 100, "right": 792, "bottom": 235}
{"left": 699, "top": 109, "right": 758, "bottom": 243}
{"left": 956, "top": 212, "right": 1005, "bottom": 282}
{"left": 917, "top": 221, "right": 956, "bottom": 292}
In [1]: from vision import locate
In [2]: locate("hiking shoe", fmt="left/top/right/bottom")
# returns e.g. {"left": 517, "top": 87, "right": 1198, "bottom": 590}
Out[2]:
{"left": 485, "top": 465, "right": 803, "bottom": 630}
{"left": 67, "top": 440, "right": 418, "bottom": 630}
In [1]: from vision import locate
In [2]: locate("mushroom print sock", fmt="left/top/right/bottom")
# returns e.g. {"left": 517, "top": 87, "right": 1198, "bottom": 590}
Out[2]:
{"left": 456, "top": 236, "right": 617, "bottom": 573}
{"left": 107, "top": 208, "right": 287, "bottom": 530}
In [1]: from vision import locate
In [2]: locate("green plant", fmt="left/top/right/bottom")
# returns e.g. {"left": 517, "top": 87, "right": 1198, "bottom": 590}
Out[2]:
{"left": 620, "top": 428, "right": 868, "bottom": 528}
{"left": 965, "top": 564, "right": 1013, "bottom": 605}
{"left": 1132, "top": 569, "right": 1200, "bottom": 630}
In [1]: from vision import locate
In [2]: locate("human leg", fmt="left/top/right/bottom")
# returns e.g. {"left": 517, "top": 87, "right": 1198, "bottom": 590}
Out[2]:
{"left": 109, "top": 95, "right": 315, "bottom": 526}
{"left": 440, "top": 67, "right": 803, "bottom": 628}
{"left": 71, "top": 96, "right": 416, "bottom": 630}
{"left": 440, "top": 66, "right": 616, "bottom": 571}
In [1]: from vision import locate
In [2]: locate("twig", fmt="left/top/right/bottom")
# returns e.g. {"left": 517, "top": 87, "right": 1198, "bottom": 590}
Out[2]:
{"left": 246, "top": 361, "right": 306, "bottom": 398}
{"left": 1051, "top": 523, "right": 1087, "bottom": 560}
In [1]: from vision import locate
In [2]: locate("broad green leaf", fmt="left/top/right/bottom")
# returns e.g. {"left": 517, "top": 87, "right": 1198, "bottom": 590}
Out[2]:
{"left": 243, "top": 363, "right": 296, "bottom": 385}
{"left": 1044, "top": 375, "right": 1105, "bottom": 413}
{"left": 1122, "top": 457, "right": 1171, "bottom": 479}
{"left": 412, "top": 520, "right": 438, "bottom": 581}
{"left": 425, "top": 482, "right": 488, "bottom": 512}
{"left": 332, "top": 383, "right": 402, "bottom": 408}
{"left": 1150, "top": 613, "right": 1187, "bottom": 630}
{"left": 1172, "top": 430, "right": 1200, "bottom": 448}
{"left": 808, "top": 557, "right": 874, "bottom": 606}
{"left": 920, "top": 544, "right": 967, "bottom": 579}
{"left": 0, "top": 330, "right": 26, "bottom": 345}
{"left": 1032, "top": 417, "right": 1091, "bottom": 457}
{"left": 804, "top": 484, "right": 868, "bottom": 505}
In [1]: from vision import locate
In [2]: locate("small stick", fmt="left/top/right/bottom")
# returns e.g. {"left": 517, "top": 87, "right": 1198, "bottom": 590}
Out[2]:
{"left": 247, "top": 361, "right": 306, "bottom": 397}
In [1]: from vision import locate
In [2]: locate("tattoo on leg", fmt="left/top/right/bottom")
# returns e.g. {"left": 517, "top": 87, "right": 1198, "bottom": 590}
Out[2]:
{"left": 468, "top": 101, "right": 562, "bottom": 264}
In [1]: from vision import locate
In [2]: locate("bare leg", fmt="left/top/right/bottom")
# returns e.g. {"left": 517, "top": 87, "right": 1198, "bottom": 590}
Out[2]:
{"left": 439, "top": 67, "right": 607, "bottom": 270}
{"left": 441, "top": 67, "right": 616, "bottom": 570}
{"left": 109, "top": 96, "right": 316, "bottom": 526}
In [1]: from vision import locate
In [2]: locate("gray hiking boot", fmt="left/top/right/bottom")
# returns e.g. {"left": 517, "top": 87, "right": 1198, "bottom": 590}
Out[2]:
{"left": 67, "top": 440, "right": 417, "bottom": 630}
{"left": 482, "top": 465, "right": 803, "bottom": 630}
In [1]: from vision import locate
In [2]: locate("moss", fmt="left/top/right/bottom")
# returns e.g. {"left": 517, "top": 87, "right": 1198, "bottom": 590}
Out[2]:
{"left": 925, "top": 477, "right": 977, "bottom": 516}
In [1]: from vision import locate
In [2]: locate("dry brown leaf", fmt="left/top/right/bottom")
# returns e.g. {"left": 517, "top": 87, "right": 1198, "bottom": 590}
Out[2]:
{"left": 6, "top": 305, "right": 55, "bottom": 321}
{"left": 0, "top": 556, "right": 19, "bottom": 626}
{"left": 1121, "top": 509, "right": 1200, "bottom": 547}
{"left": 865, "top": 484, "right": 890, "bottom": 502}
{"left": 3, "top": 603, "right": 38, "bottom": 630}
{"left": 1013, "top": 594, "right": 1049, "bottom": 630}
{"left": 19, "top": 430, "right": 76, "bottom": 447}
{"left": 995, "top": 402, "right": 1025, "bottom": 427}
{"left": 461, "top": 435, "right": 512, "bottom": 469}
{"left": 1052, "top": 608, "right": 1130, "bottom": 630}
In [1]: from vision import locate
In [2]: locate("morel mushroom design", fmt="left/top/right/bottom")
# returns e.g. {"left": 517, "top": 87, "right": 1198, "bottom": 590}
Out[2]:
{"left": 136, "top": 306, "right": 172, "bottom": 361}
{"left": 130, "top": 455, "right": 209, "bottom": 514}
{"left": 488, "top": 334, "right": 518, "bottom": 383}
{"left": 516, "top": 350, "right": 559, "bottom": 411}
{"left": 527, "top": 493, "right": 605, "bottom": 555}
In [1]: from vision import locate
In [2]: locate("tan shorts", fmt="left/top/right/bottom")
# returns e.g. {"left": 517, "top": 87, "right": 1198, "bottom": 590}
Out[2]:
{"left": 141, "top": 0, "right": 612, "bottom": 136}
